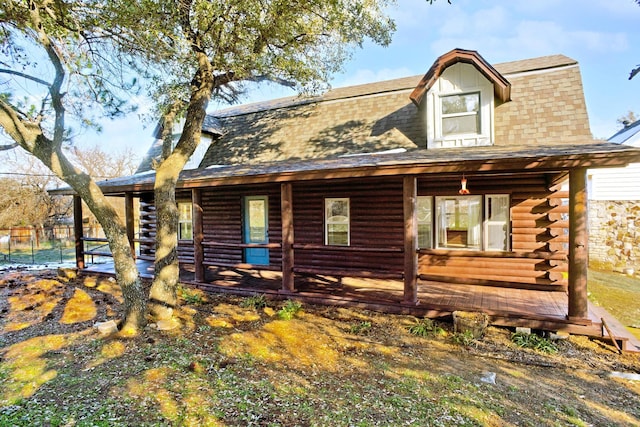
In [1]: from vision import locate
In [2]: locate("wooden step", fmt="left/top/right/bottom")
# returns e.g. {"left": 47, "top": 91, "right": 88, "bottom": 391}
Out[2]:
{"left": 590, "top": 305, "right": 640, "bottom": 353}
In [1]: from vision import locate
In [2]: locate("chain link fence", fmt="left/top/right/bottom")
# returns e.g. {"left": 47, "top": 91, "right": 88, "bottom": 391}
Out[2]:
{"left": 0, "top": 225, "right": 103, "bottom": 266}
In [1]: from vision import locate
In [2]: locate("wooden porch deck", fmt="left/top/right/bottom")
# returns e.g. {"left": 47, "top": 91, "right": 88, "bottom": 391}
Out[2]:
{"left": 83, "top": 260, "right": 640, "bottom": 352}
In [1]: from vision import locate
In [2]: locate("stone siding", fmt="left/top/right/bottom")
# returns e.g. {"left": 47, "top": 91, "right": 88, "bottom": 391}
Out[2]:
{"left": 589, "top": 200, "right": 640, "bottom": 273}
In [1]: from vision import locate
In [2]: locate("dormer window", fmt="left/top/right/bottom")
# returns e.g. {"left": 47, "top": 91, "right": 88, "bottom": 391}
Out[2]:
{"left": 428, "top": 64, "right": 494, "bottom": 148}
{"left": 441, "top": 92, "right": 480, "bottom": 136}
{"left": 409, "top": 49, "right": 511, "bottom": 150}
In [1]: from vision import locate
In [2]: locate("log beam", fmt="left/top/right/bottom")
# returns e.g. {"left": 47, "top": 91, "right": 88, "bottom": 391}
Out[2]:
{"left": 124, "top": 193, "right": 135, "bottom": 258}
{"left": 73, "top": 195, "right": 84, "bottom": 269}
{"left": 403, "top": 176, "right": 418, "bottom": 305}
{"left": 281, "top": 182, "right": 295, "bottom": 292}
{"left": 568, "top": 168, "right": 589, "bottom": 321}
{"left": 193, "top": 189, "right": 205, "bottom": 282}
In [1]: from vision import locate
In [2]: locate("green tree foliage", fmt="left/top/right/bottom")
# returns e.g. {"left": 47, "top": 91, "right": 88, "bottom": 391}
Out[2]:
{"left": 96, "top": 0, "right": 396, "bottom": 322}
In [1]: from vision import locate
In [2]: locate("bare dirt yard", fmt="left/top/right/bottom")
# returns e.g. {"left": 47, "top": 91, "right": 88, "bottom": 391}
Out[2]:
{"left": 0, "top": 268, "right": 639, "bottom": 426}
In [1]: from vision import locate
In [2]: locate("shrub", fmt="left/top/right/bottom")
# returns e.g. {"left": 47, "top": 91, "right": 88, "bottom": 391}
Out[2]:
{"left": 179, "top": 286, "right": 204, "bottom": 305}
{"left": 348, "top": 320, "right": 372, "bottom": 335}
{"left": 451, "top": 330, "right": 476, "bottom": 346}
{"left": 277, "top": 300, "right": 302, "bottom": 320}
{"left": 240, "top": 294, "right": 267, "bottom": 309}
{"left": 407, "top": 318, "right": 445, "bottom": 337}
{"left": 511, "top": 331, "right": 558, "bottom": 354}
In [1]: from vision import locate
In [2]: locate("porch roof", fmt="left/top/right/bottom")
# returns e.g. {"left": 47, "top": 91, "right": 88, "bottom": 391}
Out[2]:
{"left": 54, "top": 142, "right": 640, "bottom": 196}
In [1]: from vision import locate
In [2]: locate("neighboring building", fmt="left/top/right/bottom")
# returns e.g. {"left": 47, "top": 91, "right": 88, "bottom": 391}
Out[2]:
{"left": 589, "top": 119, "right": 640, "bottom": 273}
{"left": 61, "top": 49, "right": 640, "bottom": 337}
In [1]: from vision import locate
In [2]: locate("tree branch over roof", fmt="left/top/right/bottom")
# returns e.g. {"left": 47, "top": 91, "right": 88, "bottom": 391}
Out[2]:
{"left": 0, "top": 69, "right": 51, "bottom": 87}
{"left": 0, "top": 142, "right": 19, "bottom": 151}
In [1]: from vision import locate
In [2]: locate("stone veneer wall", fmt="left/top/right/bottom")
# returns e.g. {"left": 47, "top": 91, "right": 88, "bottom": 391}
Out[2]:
{"left": 589, "top": 200, "right": 640, "bottom": 273}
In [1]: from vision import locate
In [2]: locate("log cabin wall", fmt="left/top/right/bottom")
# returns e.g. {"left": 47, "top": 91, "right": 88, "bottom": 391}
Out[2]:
{"left": 135, "top": 172, "right": 569, "bottom": 291}
{"left": 138, "top": 193, "right": 156, "bottom": 260}
{"left": 417, "top": 173, "right": 569, "bottom": 291}
{"left": 200, "top": 184, "right": 283, "bottom": 268}
{"left": 292, "top": 177, "right": 405, "bottom": 277}
{"left": 138, "top": 191, "right": 196, "bottom": 263}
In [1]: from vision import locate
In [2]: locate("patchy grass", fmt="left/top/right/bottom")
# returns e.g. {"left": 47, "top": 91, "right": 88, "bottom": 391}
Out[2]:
{"left": 589, "top": 269, "right": 640, "bottom": 339}
{"left": 0, "top": 269, "right": 638, "bottom": 426}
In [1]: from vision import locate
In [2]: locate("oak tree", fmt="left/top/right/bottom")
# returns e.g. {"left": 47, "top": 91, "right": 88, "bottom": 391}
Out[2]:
{"left": 104, "top": 0, "right": 396, "bottom": 322}
{"left": 0, "top": 0, "right": 146, "bottom": 333}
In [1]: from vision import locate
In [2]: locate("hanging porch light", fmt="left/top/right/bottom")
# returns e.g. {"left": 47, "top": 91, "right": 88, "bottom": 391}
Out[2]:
{"left": 459, "top": 174, "right": 470, "bottom": 195}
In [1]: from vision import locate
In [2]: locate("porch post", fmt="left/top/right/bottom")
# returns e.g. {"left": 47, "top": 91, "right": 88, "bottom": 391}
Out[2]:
{"left": 281, "top": 182, "right": 295, "bottom": 292}
{"left": 192, "top": 188, "right": 205, "bottom": 282}
{"left": 73, "top": 195, "right": 85, "bottom": 269}
{"left": 403, "top": 176, "right": 418, "bottom": 305}
{"left": 124, "top": 193, "right": 136, "bottom": 258}
{"left": 568, "top": 167, "right": 589, "bottom": 321}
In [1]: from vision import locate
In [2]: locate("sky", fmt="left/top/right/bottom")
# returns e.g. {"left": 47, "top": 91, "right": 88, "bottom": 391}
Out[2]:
{"left": 8, "top": 0, "right": 640, "bottom": 165}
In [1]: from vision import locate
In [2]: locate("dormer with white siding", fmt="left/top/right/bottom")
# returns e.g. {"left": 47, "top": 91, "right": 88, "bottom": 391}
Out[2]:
{"left": 409, "top": 49, "right": 511, "bottom": 149}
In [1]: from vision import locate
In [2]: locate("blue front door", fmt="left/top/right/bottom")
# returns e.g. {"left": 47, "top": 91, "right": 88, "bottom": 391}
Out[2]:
{"left": 243, "top": 196, "right": 269, "bottom": 265}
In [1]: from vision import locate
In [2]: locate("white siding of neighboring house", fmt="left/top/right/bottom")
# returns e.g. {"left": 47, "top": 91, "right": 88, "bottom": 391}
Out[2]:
{"left": 588, "top": 121, "right": 640, "bottom": 273}
{"left": 588, "top": 122, "right": 640, "bottom": 201}
{"left": 589, "top": 163, "right": 640, "bottom": 201}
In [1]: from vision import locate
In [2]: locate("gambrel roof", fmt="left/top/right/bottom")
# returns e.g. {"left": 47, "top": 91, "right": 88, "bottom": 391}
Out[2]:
{"left": 199, "top": 52, "right": 591, "bottom": 168}
{"left": 135, "top": 50, "right": 593, "bottom": 174}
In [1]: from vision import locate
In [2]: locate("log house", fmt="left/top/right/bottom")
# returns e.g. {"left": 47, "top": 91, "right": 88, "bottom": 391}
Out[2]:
{"left": 62, "top": 49, "right": 640, "bottom": 342}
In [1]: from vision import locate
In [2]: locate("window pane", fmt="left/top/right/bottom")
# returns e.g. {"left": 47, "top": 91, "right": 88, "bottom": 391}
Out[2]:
{"left": 486, "top": 195, "right": 510, "bottom": 251}
{"left": 442, "top": 115, "right": 480, "bottom": 135}
{"left": 178, "top": 202, "right": 193, "bottom": 240}
{"left": 326, "top": 199, "right": 348, "bottom": 218}
{"left": 179, "top": 222, "right": 193, "bottom": 240}
{"left": 417, "top": 196, "right": 432, "bottom": 249}
{"left": 325, "top": 198, "right": 350, "bottom": 246}
{"left": 248, "top": 199, "right": 267, "bottom": 242}
{"left": 327, "top": 224, "right": 349, "bottom": 246}
{"left": 179, "top": 202, "right": 192, "bottom": 221}
{"left": 436, "top": 196, "right": 481, "bottom": 250}
{"left": 441, "top": 93, "right": 479, "bottom": 114}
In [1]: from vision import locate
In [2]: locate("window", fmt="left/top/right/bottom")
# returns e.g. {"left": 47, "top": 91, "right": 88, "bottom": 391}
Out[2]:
{"left": 436, "top": 196, "right": 482, "bottom": 250}
{"left": 178, "top": 202, "right": 193, "bottom": 240}
{"left": 485, "top": 194, "right": 510, "bottom": 251}
{"left": 417, "top": 196, "right": 433, "bottom": 249}
{"left": 441, "top": 92, "right": 480, "bottom": 136}
{"left": 325, "top": 198, "right": 350, "bottom": 246}
{"left": 428, "top": 194, "right": 510, "bottom": 251}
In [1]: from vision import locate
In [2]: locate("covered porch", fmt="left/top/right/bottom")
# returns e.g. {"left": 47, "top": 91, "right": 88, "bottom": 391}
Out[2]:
{"left": 68, "top": 144, "right": 640, "bottom": 353}
{"left": 84, "top": 259, "right": 640, "bottom": 352}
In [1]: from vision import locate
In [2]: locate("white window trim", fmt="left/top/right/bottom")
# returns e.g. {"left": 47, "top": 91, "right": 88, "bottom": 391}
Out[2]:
{"left": 325, "top": 197, "right": 350, "bottom": 246}
{"left": 484, "top": 194, "right": 511, "bottom": 251}
{"left": 417, "top": 196, "right": 433, "bottom": 249}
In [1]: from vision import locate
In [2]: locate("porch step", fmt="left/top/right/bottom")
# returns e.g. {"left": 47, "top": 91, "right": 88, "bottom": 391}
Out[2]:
{"left": 590, "top": 305, "right": 640, "bottom": 353}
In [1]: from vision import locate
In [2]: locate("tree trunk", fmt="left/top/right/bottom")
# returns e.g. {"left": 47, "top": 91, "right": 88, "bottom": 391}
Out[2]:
{"left": 148, "top": 165, "right": 180, "bottom": 321}
{"left": 147, "top": 50, "right": 215, "bottom": 324}
{"left": 29, "top": 132, "right": 147, "bottom": 333}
